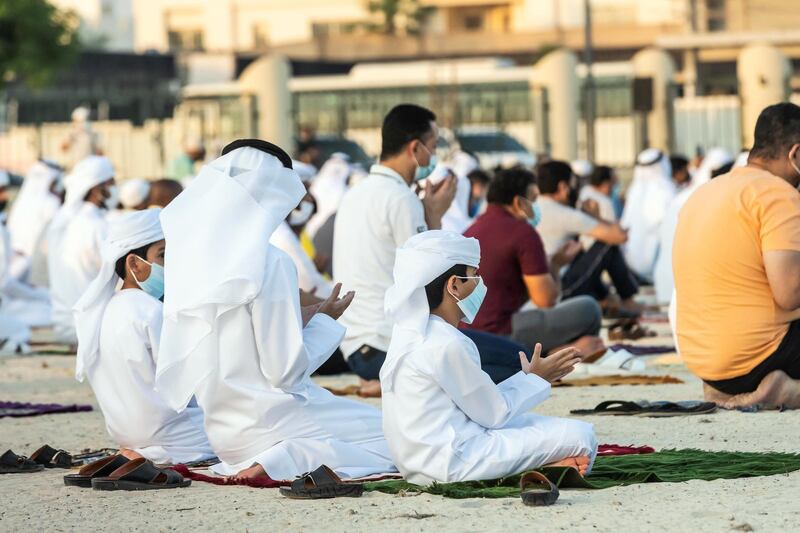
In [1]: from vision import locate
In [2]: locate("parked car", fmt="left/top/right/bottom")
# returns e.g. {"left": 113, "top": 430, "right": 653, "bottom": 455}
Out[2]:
{"left": 454, "top": 129, "right": 537, "bottom": 170}
{"left": 313, "top": 135, "right": 374, "bottom": 170}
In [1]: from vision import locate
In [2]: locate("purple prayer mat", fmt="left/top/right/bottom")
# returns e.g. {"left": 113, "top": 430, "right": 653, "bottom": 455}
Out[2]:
{"left": 609, "top": 344, "right": 676, "bottom": 356}
{"left": 0, "top": 401, "right": 93, "bottom": 418}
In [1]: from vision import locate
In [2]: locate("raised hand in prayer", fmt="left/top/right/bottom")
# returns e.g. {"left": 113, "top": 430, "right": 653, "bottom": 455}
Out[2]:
{"left": 317, "top": 283, "right": 355, "bottom": 321}
{"left": 519, "top": 344, "right": 582, "bottom": 383}
{"left": 422, "top": 174, "right": 457, "bottom": 229}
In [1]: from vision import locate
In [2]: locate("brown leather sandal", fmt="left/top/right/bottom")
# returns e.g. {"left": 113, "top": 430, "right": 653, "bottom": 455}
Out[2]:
{"left": 64, "top": 455, "right": 129, "bottom": 488}
{"left": 91, "top": 458, "right": 191, "bottom": 491}
{"left": 519, "top": 471, "right": 560, "bottom": 506}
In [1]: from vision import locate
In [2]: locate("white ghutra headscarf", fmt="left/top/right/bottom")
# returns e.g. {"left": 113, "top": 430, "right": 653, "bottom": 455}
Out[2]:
{"left": 73, "top": 208, "right": 163, "bottom": 380}
{"left": 156, "top": 144, "right": 306, "bottom": 411}
{"left": 381, "top": 230, "right": 480, "bottom": 391}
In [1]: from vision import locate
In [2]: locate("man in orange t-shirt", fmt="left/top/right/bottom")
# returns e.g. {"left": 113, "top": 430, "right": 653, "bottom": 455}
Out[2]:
{"left": 674, "top": 102, "right": 800, "bottom": 409}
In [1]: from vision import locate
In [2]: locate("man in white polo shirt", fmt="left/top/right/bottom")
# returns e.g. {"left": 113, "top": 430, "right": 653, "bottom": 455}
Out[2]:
{"left": 333, "top": 104, "right": 457, "bottom": 386}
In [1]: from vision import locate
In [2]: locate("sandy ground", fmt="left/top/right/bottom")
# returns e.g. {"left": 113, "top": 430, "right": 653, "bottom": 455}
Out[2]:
{"left": 2, "top": 318, "right": 800, "bottom": 532}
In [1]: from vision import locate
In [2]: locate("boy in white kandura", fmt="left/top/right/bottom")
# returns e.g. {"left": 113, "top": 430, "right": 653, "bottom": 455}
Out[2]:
{"left": 73, "top": 208, "right": 213, "bottom": 463}
{"left": 381, "top": 230, "right": 597, "bottom": 484}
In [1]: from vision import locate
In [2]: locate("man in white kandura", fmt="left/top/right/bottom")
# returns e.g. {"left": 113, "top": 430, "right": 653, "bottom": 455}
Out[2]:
{"left": 73, "top": 209, "right": 213, "bottom": 463}
{"left": 156, "top": 139, "right": 396, "bottom": 480}
{"left": 47, "top": 155, "right": 118, "bottom": 343}
{"left": 7, "top": 159, "right": 64, "bottom": 282}
{"left": 620, "top": 148, "right": 676, "bottom": 282}
{"left": 381, "top": 230, "right": 597, "bottom": 484}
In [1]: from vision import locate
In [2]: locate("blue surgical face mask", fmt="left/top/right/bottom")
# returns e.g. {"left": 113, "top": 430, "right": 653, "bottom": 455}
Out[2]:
{"left": 414, "top": 142, "right": 438, "bottom": 182}
{"left": 448, "top": 276, "right": 487, "bottom": 324}
{"left": 611, "top": 183, "right": 622, "bottom": 200}
{"left": 131, "top": 257, "right": 165, "bottom": 300}
{"left": 528, "top": 201, "right": 542, "bottom": 228}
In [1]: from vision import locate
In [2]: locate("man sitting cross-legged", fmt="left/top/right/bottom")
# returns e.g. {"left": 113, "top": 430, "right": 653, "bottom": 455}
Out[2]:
{"left": 381, "top": 230, "right": 597, "bottom": 484}
{"left": 156, "top": 140, "right": 397, "bottom": 480}
{"left": 674, "top": 103, "right": 800, "bottom": 409}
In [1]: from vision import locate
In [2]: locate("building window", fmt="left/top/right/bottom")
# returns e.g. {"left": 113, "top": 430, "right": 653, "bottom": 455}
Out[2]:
{"left": 464, "top": 15, "right": 483, "bottom": 31}
{"left": 168, "top": 29, "right": 204, "bottom": 51}
{"left": 706, "top": 0, "right": 726, "bottom": 32}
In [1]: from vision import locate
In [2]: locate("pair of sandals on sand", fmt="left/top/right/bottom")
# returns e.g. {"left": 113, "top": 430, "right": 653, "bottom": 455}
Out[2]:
{"left": 64, "top": 455, "right": 191, "bottom": 490}
{"left": 1, "top": 445, "right": 72, "bottom": 474}
{"left": 2, "top": 444, "right": 192, "bottom": 490}
{"left": 281, "top": 465, "right": 561, "bottom": 507}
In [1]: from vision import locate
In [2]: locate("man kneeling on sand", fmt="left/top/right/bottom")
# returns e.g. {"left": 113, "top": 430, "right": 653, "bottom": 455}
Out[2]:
{"left": 381, "top": 230, "right": 597, "bottom": 484}
{"left": 674, "top": 102, "right": 800, "bottom": 410}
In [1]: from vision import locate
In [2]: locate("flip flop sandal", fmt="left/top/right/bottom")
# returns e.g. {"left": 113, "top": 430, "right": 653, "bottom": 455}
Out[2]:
{"left": 279, "top": 465, "right": 363, "bottom": 499}
{"left": 64, "top": 455, "right": 129, "bottom": 488}
{"left": 0, "top": 450, "right": 45, "bottom": 474}
{"left": 571, "top": 400, "right": 646, "bottom": 416}
{"left": 71, "top": 448, "right": 119, "bottom": 466}
{"left": 571, "top": 400, "right": 717, "bottom": 417}
{"left": 637, "top": 401, "right": 718, "bottom": 417}
{"left": 91, "top": 458, "right": 191, "bottom": 491}
{"left": 519, "top": 471, "right": 560, "bottom": 507}
{"left": 29, "top": 445, "right": 73, "bottom": 469}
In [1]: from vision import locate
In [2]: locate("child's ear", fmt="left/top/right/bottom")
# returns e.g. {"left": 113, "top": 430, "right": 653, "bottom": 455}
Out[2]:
{"left": 125, "top": 254, "right": 136, "bottom": 277}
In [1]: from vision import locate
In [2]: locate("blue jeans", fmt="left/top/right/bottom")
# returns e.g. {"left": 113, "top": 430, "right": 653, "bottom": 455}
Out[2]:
{"left": 346, "top": 330, "right": 529, "bottom": 384}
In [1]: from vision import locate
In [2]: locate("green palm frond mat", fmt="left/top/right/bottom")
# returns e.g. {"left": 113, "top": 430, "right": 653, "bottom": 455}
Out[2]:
{"left": 364, "top": 449, "right": 800, "bottom": 498}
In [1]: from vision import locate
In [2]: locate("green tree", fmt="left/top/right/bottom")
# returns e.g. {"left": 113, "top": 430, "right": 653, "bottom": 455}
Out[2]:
{"left": 0, "top": 0, "right": 80, "bottom": 88}
{"left": 366, "top": 0, "right": 434, "bottom": 36}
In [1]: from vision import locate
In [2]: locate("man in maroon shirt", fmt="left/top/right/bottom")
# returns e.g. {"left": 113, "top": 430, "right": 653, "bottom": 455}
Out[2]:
{"left": 463, "top": 168, "right": 604, "bottom": 357}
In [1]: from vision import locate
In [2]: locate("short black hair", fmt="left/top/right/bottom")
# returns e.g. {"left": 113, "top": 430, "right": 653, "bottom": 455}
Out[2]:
{"left": 467, "top": 169, "right": 491, "bottom": 186}
{"left": 425, "top": 264, "right": 468, "bottom": 311}
{"left": 114, "top": 244, "right": 151, "bottom": 279}
{"left": 536, "top": 160, "right": 573, "bottom": 195}
{"left": 589, "top": 165, "right": 613, "bottom": 187}
{"left": 670, "top": 155, "right": 689, "bottom": 174}
{"left": 221, "top": 139, "right": 293, "bottom": 169}
{"left": 487, "top": 168, "right": 536, "bottom": 205}
{"left": 380, "top": 104, "right": 436, "bottom": 160}
{"left": 750, "top": 102, "right": 800, "bottom": 160}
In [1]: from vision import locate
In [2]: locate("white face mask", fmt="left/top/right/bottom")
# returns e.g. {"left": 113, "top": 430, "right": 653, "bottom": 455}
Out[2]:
{"left": 790, "top": 149, "right": 800, "bottom": 189}
{"left": 289, "top": 200, "right": 314, "bottom": 227}
{"left": 103, "top": 185, "right": 119, "bottom": 210}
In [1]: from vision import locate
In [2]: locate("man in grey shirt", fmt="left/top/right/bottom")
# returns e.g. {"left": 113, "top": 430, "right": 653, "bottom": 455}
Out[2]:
{"left": 536, "top": 161, "right": 639, "bottom": 315}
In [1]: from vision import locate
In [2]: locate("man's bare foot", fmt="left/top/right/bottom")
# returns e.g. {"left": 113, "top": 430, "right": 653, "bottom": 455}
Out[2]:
{"left": 720, "top": 370, "right": 800, "bottom": 410}
{"left": 119, "top": 448, "right": 143, "bottom": 460}
{"left": 233, "top": 463, "right": 267, "bottom": 480}
{"left": 553, "top": 336, "right": 606, "bottom": 363}
{"left": 703, "top": 382, "right": 733, "bottom": 404}
{"left": 358, "top": 378, "right": 382, "bottom": 398}
{"left": 545, "top": 455, "right": 590, "bottom": 476}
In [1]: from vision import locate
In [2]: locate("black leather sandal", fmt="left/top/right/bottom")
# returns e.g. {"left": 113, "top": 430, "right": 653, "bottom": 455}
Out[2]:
{"left": 279, "top": 465, "right": 363, "bottom": 499}
{"left": 91, "top": 458, "right": 191, "bottom": 491}
{"left": 0, "top": 450, "right": 45, "bottom": 474}
{"left": 64, "top": 455, "right": 130, "bottom": 488}
{"left": 29, "top": 445, "right": 73, "bottom": 469}
{"left": 520, "top": 471, "right": 560, "bottom": 507}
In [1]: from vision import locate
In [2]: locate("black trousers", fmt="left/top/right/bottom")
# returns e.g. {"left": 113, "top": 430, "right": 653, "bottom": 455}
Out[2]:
{"left": 705, "top": 320, "right": 800, "bottom": 395}
{"left": 561, "top": 242, "right": 638, "bottom": 302}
